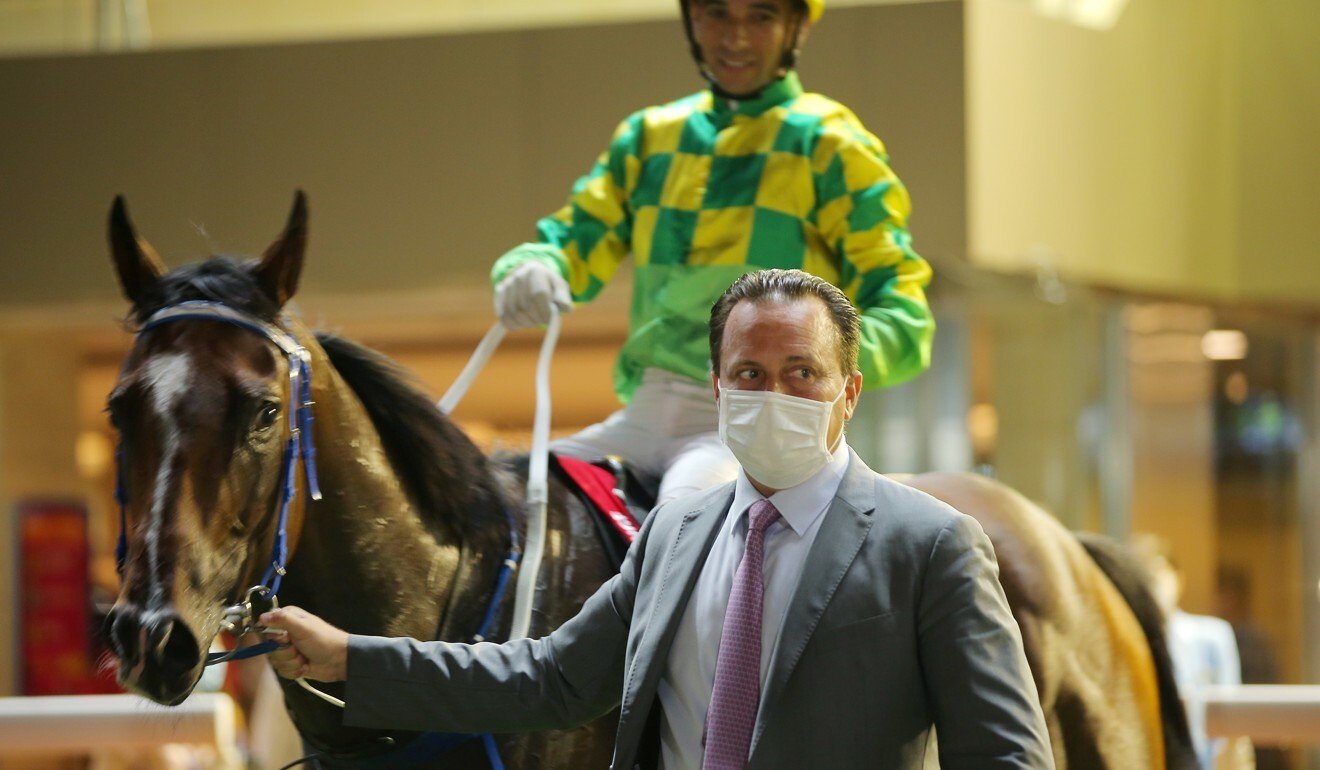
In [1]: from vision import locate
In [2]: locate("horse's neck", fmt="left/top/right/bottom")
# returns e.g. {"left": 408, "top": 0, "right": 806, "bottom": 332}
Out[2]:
{"left": 267, "top": 325, "right": 525, "bottom": 753}
{"left": 278, "top": 328, "right": 463, "bottom": 641}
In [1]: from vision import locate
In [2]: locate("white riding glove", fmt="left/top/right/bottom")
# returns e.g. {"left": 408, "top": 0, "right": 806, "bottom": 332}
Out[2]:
{"left": 493, "top": 261, "right": 572, "bottom": 329}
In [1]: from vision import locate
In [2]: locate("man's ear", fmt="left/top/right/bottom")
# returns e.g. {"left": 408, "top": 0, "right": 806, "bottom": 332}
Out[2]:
{"left": 711, "top": 373, "right": 722, "bottom": 403}
{"left": 843, "top": 371, "right": 862, "bottom": 420}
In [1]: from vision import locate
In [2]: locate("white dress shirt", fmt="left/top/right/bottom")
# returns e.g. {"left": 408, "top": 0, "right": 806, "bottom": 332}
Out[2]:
{"left": 657, "top": 441, "right": 852, "bottom": 770}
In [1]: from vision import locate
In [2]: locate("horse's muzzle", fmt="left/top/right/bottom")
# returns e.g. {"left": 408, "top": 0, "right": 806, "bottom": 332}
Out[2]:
{"left": 106, "top": 603, "right": 204, "bottom": 705}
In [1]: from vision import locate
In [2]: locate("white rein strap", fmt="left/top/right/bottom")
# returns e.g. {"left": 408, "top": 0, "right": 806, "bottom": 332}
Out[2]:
{"left": 438, "top": 311, "right": 561, "bottom": 641}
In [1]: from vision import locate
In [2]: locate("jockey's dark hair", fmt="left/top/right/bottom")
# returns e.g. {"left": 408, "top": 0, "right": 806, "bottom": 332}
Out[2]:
{"left": 709, "top": 269, "right": 860, "bottom": 378}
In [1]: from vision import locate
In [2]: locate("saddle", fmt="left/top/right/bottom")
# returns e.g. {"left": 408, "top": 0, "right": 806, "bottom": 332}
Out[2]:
{"left": 551, "top": 454, "right": 658, "bottom": 570}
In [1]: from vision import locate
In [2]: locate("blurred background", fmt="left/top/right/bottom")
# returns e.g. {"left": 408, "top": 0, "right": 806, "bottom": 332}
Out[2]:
{"left": 0, "top": 0, "right": 1316, "bottom": 767}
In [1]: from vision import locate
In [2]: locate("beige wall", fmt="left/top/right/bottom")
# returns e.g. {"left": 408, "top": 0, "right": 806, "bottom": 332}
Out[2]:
{"left": 967, "top": 0, "right": 1319, "bottom": 306}
{"left": 0, "top": 0, "right": 929, "bottom": 55}
{"left": 1236, "top": 0, "right": 1320, "bottom": 305}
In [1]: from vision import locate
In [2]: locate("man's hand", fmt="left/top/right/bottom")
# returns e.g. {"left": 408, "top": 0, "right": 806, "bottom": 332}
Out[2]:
{"left": 259, "top": 606, "right": 350, "bottom": 683}
{"left": 494, "top": 261, "right": 572, "bottom": 329}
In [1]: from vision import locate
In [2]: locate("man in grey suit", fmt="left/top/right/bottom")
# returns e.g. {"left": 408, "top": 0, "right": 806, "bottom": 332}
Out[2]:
{"left": 263, "top": 269, "right": 1054, "bottom": 769}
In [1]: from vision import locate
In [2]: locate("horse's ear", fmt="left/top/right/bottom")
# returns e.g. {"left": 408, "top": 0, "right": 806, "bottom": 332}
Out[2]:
{"left": 109, "top": 196, "right": 166, "bottom": 309}
{"left": 255, "top": 190, "right": 308, "bottom": 308}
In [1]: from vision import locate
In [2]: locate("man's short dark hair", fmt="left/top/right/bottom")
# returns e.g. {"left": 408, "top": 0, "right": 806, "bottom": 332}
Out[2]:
{"left": 709, "top": 269, "right": 860, "bottom": 377}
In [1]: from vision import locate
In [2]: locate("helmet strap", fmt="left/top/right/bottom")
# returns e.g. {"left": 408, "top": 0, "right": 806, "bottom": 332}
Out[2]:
{"left": 778, "top": 12, "right": 805, "bottom": 72}
{"left": 680, "top": 0, "right": 705, "bottom": 69}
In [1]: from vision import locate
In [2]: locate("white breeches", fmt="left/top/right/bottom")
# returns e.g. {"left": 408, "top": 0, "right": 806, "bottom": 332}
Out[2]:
{"left": 551, "top": 369, "right": 739, "bottom": 507}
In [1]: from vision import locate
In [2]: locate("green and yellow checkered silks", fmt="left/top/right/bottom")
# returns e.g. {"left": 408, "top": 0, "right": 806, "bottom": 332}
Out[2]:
{"left": 492, "top": 73, "right": 933, "bottom": 404}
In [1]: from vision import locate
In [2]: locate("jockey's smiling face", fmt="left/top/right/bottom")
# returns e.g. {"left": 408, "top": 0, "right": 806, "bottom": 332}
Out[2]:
{"left": 689, "top": 0, "right": 810, "bottom": 97}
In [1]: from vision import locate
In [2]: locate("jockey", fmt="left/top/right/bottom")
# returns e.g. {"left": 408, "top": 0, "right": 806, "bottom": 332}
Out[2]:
{"left": 491, "top": 0, "right": 934, "bottom": 506}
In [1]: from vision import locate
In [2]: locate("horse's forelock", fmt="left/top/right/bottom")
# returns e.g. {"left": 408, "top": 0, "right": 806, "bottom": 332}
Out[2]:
{"left": 130, "top": 256, "right": 280, "bottom": 324}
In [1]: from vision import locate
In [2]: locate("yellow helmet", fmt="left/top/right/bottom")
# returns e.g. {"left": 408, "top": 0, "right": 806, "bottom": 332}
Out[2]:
{"left": 682, "top": 0, "right": 823, "bottom": 24}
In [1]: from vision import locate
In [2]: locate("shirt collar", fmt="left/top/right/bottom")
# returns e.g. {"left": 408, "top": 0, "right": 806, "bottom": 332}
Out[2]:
{"left": 729, "top": 438, "right": 851, "bottom": 537}
{"left": 708, "top": 71, "right": 803, "bottom": 118}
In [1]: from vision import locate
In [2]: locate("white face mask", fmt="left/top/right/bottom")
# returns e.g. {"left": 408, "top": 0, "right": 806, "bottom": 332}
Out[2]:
{"left": 718, "top": 384, "right": 848, "bottom": 490}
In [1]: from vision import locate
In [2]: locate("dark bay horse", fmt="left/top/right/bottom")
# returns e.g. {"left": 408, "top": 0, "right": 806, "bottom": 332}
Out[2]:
{"left": 105, "top": 192, "right": 617, "bottom": 768}
{"left": 105, "top": 194, "right": 1193, "bottom": 769}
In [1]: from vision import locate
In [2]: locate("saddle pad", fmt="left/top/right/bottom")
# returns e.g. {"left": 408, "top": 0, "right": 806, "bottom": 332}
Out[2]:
{"left": 553, "top": 454, "right": 640, "bottom": 545}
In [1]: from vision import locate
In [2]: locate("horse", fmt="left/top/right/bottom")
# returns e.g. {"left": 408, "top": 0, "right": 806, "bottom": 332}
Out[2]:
{"left": 104, "top": 192, "right": 618, "bottom": 768}
{"left": 104, "top": 193, "right": 1194, "bottom": 769}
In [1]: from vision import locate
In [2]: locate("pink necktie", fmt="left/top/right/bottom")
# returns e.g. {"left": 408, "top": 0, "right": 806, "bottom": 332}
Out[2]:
{"left": 703, "top": 499, "right": 782, "bottom": 770}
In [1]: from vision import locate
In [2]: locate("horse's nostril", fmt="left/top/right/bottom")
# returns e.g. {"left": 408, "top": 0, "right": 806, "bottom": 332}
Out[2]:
{"left": 147, "top": 616, "right": 175, "bottom": 661}
{"left": 109, "top": 606, "right": 141, "bottom": 667}
{"left": 143, "top": 610, "right": 201, "bottom": 672}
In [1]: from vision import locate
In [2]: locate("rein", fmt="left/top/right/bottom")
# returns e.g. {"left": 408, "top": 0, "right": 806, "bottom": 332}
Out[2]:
{"left": 114, "top": 300, "right": 323, "bottom": 664}
{"left": 439, "top": 311, "right": 561, "bottom": 641}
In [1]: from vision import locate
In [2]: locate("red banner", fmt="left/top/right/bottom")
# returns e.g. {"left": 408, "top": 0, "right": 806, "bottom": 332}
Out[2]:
{"left": 19, "top": 501, "right": 117, "bottom": 694}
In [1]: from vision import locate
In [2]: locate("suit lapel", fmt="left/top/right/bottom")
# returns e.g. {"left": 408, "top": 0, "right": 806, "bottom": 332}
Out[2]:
{"left": 751, "top": 451, "right": 877, "bottom": 753}
{"left": 623, "top": 485, "right": 734, "bottom": 716}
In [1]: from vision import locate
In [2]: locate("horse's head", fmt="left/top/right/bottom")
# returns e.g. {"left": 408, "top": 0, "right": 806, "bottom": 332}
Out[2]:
{"left": 105, "top": 193, "right": 309, "bottom": 704}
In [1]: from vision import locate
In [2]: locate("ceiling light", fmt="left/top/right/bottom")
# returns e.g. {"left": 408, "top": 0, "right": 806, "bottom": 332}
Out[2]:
{"left": 1202, "top": 329, "right": 1248, "bottom": 361}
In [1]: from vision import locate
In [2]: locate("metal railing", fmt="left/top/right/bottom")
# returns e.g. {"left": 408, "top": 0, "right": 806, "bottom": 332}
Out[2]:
{"left": 0, "top": 693, "right": 238, "bottom": 754}
{"left": 1204, "top": 685, "right": 1320, "bottom": 743}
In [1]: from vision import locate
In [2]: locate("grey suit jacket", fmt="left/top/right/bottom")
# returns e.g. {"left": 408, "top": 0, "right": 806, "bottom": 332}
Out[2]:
{"left": 344, "top": 451, "right": 1054, "bottom": 769}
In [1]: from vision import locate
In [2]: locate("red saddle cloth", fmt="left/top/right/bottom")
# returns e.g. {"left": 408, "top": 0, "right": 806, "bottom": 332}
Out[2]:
{"left": 553, "top": 455, "right": 640, "bottom": 544}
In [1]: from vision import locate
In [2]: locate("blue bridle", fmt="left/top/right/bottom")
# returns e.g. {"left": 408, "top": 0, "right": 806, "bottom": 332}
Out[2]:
{"left": 114, "top": 300, "right": 323, "bottom": 663}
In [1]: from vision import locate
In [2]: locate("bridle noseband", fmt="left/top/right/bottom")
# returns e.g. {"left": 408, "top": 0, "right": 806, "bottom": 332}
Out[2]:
{"left": 114, "top": 300, "right": 323, "bottom": 663}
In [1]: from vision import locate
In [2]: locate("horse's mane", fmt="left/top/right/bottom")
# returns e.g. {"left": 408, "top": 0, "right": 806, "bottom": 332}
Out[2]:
{"left": 316, "top": 333, "right": 509, "bottom": 546}
{"left": 128, "top": 256, "right": 281, "bottom": 324}
{"left": 136, "top": 256, "right": 509, "bottom": 547}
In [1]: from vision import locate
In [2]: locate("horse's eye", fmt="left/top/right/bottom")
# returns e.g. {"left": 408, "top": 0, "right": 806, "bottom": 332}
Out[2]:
{"left": 255, "top": 402, "right": 280, "bottom": 429}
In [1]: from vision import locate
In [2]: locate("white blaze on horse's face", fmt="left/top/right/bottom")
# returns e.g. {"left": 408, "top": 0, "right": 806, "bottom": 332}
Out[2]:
{"left": 144, "top": 351, "right": 194, "bottom": 416}
{"left": 141, "top": 351, "right": 193, "bottom": 608}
